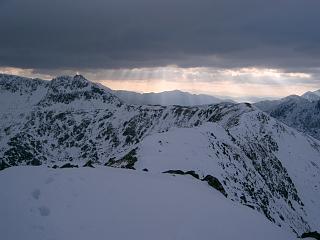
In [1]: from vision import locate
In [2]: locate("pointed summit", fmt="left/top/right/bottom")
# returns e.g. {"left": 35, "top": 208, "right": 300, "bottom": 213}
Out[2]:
{"left": 74, "top": 74, "right": 88, "bottom": 82}
{"left": 301, "top": 89, "right": 320, "bottom": 102}
{"left": 50, "top": 75, "right": 90, "bottom": 93}
{"left": 38, "top": 74, "right": 122, "bottom": 107}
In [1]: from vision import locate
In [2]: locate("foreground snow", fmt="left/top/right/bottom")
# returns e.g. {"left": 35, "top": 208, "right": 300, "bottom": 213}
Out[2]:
{"left": 0, "top": 166, "right": 295, "bottom": 240}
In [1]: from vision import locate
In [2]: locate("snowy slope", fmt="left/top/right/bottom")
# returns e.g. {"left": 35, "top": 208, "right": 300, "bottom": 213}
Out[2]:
{"left": 136, "top": 117, "right": 320, "bottom": 234}
{"left": 302, "top": 89, "right": 320, "bottom": 102}
{"left": 1, "top": 73, "right": 320, "bottom": 236}
{"left": 0, "top": 166, "right": 295, "bottom": 240}
{"left": 255, "top": 95, "right": 320, "bottom": 140}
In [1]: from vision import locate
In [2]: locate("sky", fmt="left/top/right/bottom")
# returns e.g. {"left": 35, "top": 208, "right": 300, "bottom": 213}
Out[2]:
{"left": 0, "top": 0, "right": 319, "bottom": 100}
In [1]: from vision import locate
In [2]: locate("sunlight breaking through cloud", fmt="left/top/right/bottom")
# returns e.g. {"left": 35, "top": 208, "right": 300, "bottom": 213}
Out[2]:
{"left": 0, "top": 66, "right": 318, "bottom": 101}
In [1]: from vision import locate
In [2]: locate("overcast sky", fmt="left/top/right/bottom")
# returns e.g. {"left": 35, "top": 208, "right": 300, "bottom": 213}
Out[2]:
{"left": 0, "top": 0, "right": 319, "bottom": 99}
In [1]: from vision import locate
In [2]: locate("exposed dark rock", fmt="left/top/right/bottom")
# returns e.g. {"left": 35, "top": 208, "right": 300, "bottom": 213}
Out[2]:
{"left": 240, "top": 195, "right": 247, "bottom": 203}
{"left": 162, "top": 169, "right": 200, "bottom": 179}
{"left": 83, "top": 160, "right": 94, "bottom": 168}
{"left": 244, "top": 204, "right": 255, "bottom": 210}
{"left": 120, "top": 149, "right": 138, "bottom": 169}
{"left": 29, "top": 159, "right": 42, "bottom": 166}
{"left": 0, "top": 160, "right": 10, "bottom": 171}
{"left": 185, "top": 170, "right": 200, "bottom": 179}
{"left": 163, "top": 170, "right": 185, "bottom": 175}
{"left": 105, "top": 157, "right": 115, "bottom": 166}
{"left": 106, "top": 149, "right": 138, "bottom": 169}
{"left": 60, "top": 163, "right": 79, "bottom": 168}
{"left": 301, "top": 231, "right": 320, "bottom": 240}
{"left": 202, "top": 175, "right": 228, "bottom": 197}
{"left": 163, "top": 170, "right": 227, "bottom": 197}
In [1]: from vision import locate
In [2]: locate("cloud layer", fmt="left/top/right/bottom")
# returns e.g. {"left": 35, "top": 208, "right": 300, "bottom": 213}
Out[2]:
{"left": 1, "top": 0, "right": 320, "bottom": 70}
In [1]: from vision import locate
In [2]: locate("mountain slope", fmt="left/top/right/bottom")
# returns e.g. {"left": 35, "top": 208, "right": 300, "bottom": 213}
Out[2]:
{"left": 113, "top": 89, "right": 232, "bottom": 106}
{"left": 302, "top": 89, "right": 320, "bottom": 102}
{"left": 255, "top": 95, "right": 320, "bottom": 141}
{"left": 0, "top": 74, "right": 320, "bottom": 236}
{"left": 135, "top": 113, "right": 320, "bottom": 234}
{"left": 0, "top": 166, "right": 295, "bottom": 240}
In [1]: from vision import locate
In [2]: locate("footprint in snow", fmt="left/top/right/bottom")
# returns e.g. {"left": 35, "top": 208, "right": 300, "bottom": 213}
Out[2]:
{"left": 31, "top": 189, "right": 41, "bottom": 200}
{"left": 38, "top": 206, "right": 50, "bottom": 216}
{"left": 45, "top": 177, "right": 54, "bottom": 184}
{"left": 32, "top": 225, "right": 44, "bottom": 231}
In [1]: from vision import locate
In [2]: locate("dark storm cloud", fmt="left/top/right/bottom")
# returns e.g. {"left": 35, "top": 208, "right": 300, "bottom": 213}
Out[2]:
{"left": 1, "top": 0, "right": 320, "bottom": 70}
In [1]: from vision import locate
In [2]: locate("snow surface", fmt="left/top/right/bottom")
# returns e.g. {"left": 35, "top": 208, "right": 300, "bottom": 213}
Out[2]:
{"left": 0, "top": 166, "right": 295, "bottom": 240}
{"left": 136, "top": 119, "right": 320, "bottom": 233}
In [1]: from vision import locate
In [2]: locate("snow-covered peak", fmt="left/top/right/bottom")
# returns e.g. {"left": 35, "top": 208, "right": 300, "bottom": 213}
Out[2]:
{"left": 302, "top": 90, "right": 320, "bottom": 102}
{"left": 0, "top": 74, "right": 47, "bottom": 94}
{"left": 0, "top": 74, "right": 48, "bottom": 114}
{"left": 41, "top": 75, "right": 122, "bottom": 108}
{"left": 0, "top": 73, "right": 123, "bottom": 111}
{"left": 49, "top": 75, "right": 91, "bottom": 93}
{"left": 282, "top": 94, "right": 304, "bottom": 101}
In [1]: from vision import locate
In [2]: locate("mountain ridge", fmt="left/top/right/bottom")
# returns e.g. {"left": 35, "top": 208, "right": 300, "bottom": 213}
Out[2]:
{"left": 113, "top": 89, "right": 234, "bottom": 106}
{"left": 302, "top": 89, "right": 320, "bottom": 102}
{"left": 255, "top": 94, "right": 320, "bottom": 141}
{"left": 0, "top": 73, "right": 320, "bottom": 236}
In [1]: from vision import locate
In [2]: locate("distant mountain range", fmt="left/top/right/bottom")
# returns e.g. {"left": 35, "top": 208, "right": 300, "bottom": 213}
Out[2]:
{"left": 113, "top": 87, "right": 320, "bottom": 142}
{"left": 0, "top": 73, "right": 319, "bottom": 237}
{"left": 113, "top": 87, "right": 320, "bottom": 110}
{"left": 113, "top": 89, "right": 234, "bottom": 106}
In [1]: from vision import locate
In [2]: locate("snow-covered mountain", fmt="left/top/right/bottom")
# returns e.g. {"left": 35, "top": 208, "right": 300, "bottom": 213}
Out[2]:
{"left": 1, "top": 74, "right": 320, "bottom": 237}
{"left": 302, "top": 89, "right": 320, "bottom": 102}
{"left": 255, "top": 95, "right": 320, "bottom": 141}
{"left": 113, "top": 89, "right": 233, "bottom": 106}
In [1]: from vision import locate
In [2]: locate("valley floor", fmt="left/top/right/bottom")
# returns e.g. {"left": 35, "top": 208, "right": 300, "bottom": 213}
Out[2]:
{"left": 0, "top": 166, "right": 296, "bottom": 240}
